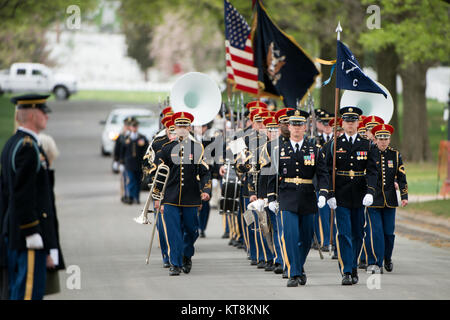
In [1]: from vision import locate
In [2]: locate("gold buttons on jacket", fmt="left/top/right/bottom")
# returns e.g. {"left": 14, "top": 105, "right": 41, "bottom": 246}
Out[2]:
{"left": 42, "top": 213, "right": 47, "bottom": 218}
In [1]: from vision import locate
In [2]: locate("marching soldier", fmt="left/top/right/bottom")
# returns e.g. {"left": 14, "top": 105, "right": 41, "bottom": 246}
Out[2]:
{"left": 142, "top": 115, "right": 175, "bottom": 268}
{"left": 120, "top": 118, "right": 149, "bottom": 204}
{"left": 0, "top": 94, "right": 59, "bottom": 300}
{"left": 153, "top": 112, "right": 211, "bottom": 276}
{"left": 362, "top": 115, "right": 384, "bottom": 143}
{"left": 318, "top": 106, "right": 378, "bottom": 286}
{"left": 256, "top": 108, "right": 293, "bottom": 276}
{"left": 267, "top": 109, "right": 327, "bottom": 287}
{"left": 365, "top": 124, "right": 408, "bottom": 274}
{"left": 313, "top": 112, "right": 334, "bottom": 252}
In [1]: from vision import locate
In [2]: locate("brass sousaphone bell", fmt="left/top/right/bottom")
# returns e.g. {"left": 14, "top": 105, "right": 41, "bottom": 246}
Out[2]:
{"left": 340, "top": 81, "right": 394, "bottom": 123}
{"left": 170, "top": 72, "right": 222, "bottom": 126}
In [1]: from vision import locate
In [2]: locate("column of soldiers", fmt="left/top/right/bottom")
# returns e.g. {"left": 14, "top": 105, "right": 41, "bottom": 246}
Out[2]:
{"left": 134, "top": 99, "right": 408, "bottom": 287}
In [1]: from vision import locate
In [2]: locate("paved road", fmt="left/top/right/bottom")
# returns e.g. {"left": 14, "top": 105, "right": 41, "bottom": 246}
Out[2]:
{"left": 44, "top": 100, "right": 450, "bottom": 300}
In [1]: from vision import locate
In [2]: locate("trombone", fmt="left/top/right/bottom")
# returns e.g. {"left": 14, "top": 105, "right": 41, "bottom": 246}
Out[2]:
{"left": 134, "top": 163, "right": 170, "bottom": 264}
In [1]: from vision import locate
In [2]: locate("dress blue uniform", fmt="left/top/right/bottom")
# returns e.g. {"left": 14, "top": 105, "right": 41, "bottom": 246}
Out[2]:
{"left": 366, "top": 124, "right": 407, "bottom": 273}
{"left": 267, "top": 110, "right": 327, "bottom": 286}
{"left": 0, "top": 94, "right": 58, "bottom": 300}
{"left": 143, "top": 122, "right": 173, "bottom": 268}
{"left": 120, "top": 119, "right": 149, "bottom": 204}
{"left": 319, "top": 107, "right": 378, "bottom": 285}
{"left": 153, "top": 112, "right": 211, "bottom": 276}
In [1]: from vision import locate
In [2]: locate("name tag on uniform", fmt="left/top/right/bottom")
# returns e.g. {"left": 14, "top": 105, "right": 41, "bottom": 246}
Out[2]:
{"left": 280, "top": 156, "right": 290, "bottom": 159}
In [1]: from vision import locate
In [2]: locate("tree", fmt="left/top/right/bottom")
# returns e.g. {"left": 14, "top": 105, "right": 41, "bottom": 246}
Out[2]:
{"left": 360, "top": 0, "right": 450, "bottom": 161}
{"left": 122, "top": 21, "right": 154, "bottom": 81}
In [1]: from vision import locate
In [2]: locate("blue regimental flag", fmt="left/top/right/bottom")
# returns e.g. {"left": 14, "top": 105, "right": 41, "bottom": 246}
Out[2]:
{"left": 253, "top": 0, "right": 319, "bottom": 107}
{"left": 336, "top": 40, "right": 387, "bottom": 98}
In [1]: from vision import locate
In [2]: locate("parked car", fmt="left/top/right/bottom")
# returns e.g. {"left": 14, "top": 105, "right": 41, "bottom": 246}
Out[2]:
{"left": 0, "top": 62, "right": 77, "bottom": 100}
{"left": 100, "top": 107, "right": 159, "bottom": 157}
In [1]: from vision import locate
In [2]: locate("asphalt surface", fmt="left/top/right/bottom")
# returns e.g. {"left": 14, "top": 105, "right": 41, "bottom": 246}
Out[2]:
{"left": 44, "top": 100, "right": 450, "bottom": 300}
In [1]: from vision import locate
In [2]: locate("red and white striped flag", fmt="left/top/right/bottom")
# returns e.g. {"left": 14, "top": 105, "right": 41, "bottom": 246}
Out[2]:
{"left": 224, "top": 0, "right": 259, "bottom": 95}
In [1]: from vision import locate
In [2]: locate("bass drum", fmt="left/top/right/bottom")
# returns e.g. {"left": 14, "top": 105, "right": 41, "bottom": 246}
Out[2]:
{"left": 219, "top": 162, "right": 241, "bottom": 215}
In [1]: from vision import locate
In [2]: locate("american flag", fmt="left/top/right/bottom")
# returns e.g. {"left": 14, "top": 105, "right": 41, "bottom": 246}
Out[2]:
{"left": 224, "top": 0, "right": 259, "bottom": 95}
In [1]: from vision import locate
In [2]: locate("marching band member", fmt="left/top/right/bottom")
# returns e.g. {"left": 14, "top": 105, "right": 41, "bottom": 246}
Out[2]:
{"left": 318, "top": 106, "right": 378, "bottom": 286}
{"left": 267, "top": 109, "right": 327, "bottom": 287}
{"left": 362, "top": 115, "right": 384, "bottom": 143}
{"left": 153, "top": 112, "right": 211, "bottom": 276}
{"left": 142, "top": 115, "right": 175, "bottom": 268}
{"left": 365, "top": 124, "right": 408, "bottom": 274}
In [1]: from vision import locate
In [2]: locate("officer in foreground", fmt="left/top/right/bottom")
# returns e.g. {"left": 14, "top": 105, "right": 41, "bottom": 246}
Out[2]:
{"left": 0, "top": 94, "right": 59, "bottom": 300}
{"left": 318, "top": 106, "right": 378, "bottom": 286}
{"left": 267, "top": 110, "right": 327, "bottom": 287}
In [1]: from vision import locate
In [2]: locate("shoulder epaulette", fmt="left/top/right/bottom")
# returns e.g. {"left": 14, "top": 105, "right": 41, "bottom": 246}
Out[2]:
{"left": 12, "top": 136, "right": 40, "bottom": 173}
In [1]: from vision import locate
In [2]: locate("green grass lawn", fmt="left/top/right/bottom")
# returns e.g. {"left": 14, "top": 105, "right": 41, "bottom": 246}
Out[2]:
{"left": 70, "top": 90, "right": 169, "bottom": 104}
{"left": 403, "top": 199, "right": 450, "bottom": 218}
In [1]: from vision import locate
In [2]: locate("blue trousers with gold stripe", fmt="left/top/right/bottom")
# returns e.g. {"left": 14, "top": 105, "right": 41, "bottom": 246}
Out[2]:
{"left": 254, "top": 210, "right": 274, "bottom": 263}
{"left": 160, "top": 204, "right": 199, "bottom": 268}
{"left": 365, "top": 208, "right": 396, "bottom": 267}
{"left": 280, "top": 211, "right": 313, "bottom": 278}
{"left": 7, "top": 242, "right": 46, "bottom": 300}
{"left": 155, "top": 210, "right": 169, "bottom": 265}
{"left": 243, "top": 198, "right": 257, "bottom": 261}
{"left": 267, "top": 208, "right": 283, "bottom": 265}
{"left": 335, "top": 207, "right": 365, "bottom": 274}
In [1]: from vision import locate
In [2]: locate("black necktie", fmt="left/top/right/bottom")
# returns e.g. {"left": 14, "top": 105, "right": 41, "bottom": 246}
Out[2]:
{"left": 349, "top": 136, "right": 353, "bottom": 144}
{"left": 326, "top": 135, "right": 330, "bottom": 143}
{"left": 295, "top": 143, "right": 300, "bottom": 153}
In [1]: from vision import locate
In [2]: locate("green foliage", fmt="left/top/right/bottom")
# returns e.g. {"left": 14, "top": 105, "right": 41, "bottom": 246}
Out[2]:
{"left": 359, "top": 0, "right": 450, "bottom": 67}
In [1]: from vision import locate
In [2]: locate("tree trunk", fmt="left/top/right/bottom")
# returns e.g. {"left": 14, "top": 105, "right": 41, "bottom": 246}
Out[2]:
{"left": 319, "top": 39, "right": 337, "bottom": 114}
{"left": 376, "top": 45, "right": 400, "bottom": 148}
{"left": 398, "top": 63, "right": 431, "bottom": 162}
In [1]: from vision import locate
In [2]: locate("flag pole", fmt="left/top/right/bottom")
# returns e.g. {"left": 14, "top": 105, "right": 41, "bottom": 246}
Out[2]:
{"left": 329, "top": 21, "right": 342, "bottom": 255}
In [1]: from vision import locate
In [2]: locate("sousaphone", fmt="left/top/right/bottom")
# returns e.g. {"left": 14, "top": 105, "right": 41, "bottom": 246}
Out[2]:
{"left": 340, "top": 81, "right": 394, "bottom": 123}
{"left": 170, "top": 72, "right": 222, "bottom": 126}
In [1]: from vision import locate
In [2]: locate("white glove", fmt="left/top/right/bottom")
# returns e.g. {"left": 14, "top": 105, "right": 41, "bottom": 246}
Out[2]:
{"left": 317, "top": 196, "right": 326, "bottom": 209}
{"left": 363, "top": 194, "right": 374, "bottom": 207}
{"left": 254, "top": 199, "right": 265, "bottom": 212}
{"left": 50, "top": 248, "right": 59, "bottom": 266}
{"left": 327, "top": 197, "right": 337, "bottom": 210}
{"left": 268, "top": 201, "right": 279, "bottom": 213}
{"left": 119, "top": 164, "right": 125, "bottom": 173}
{"left": 25, "top": 233, "right": 44, "bottom": 249}
{"left": 112, "top": 161, "right": 119, "bottom": 171}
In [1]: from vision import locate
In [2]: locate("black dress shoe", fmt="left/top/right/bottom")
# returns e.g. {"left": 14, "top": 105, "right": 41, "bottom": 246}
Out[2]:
{"left": 332, "top": 252, "right": 338, "bottom": 260}
{"left": 182, "top": 256, "right": 192, "bottom": 274}
{"left": 384, "top": 260, "right": 394, "bottom": 272}
{"left": 298, "top": 273, "right": 307, "bottom": 286}
{"left": 222, "top": 232, "right": 229, "bottom": 239}
{"left": 358, "top": 262, "right": 367, "bottom": 270}
{"left": 287, "top": 277, "right": 299, "bottom": 287}
{"left": 321, "top": 246, "right": 329, "bottom": 252}
{"left": 237, "top": 242, "right": 246, "bottom": 250}
{"left": 265, "top": 261, "right": 275, "bottom": 272}
{"left": 273, "top": 263, "right": 284, "bottom": 274}
{"left": 342, "top": 273, "right": 352, "bottom": 285}
{"left": 250, "top": 260, "right": 257, "bottom": 266}
{"left": 169, "top": 266, "right": 181, "bottom": 276}
{"left": 163, "top": 262, "right": 170, "bottom": 268}
{"left": 199, "top": 231, "right": 205, "bottom": 238}
{"left": 351, "top": 269, "right": 359, "bottom": 284}
{"left": 282, "top": 271, "right": 288, "bottom": 279}
{"left": 257, "top": 261, "right": 266, "bottom": 269}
